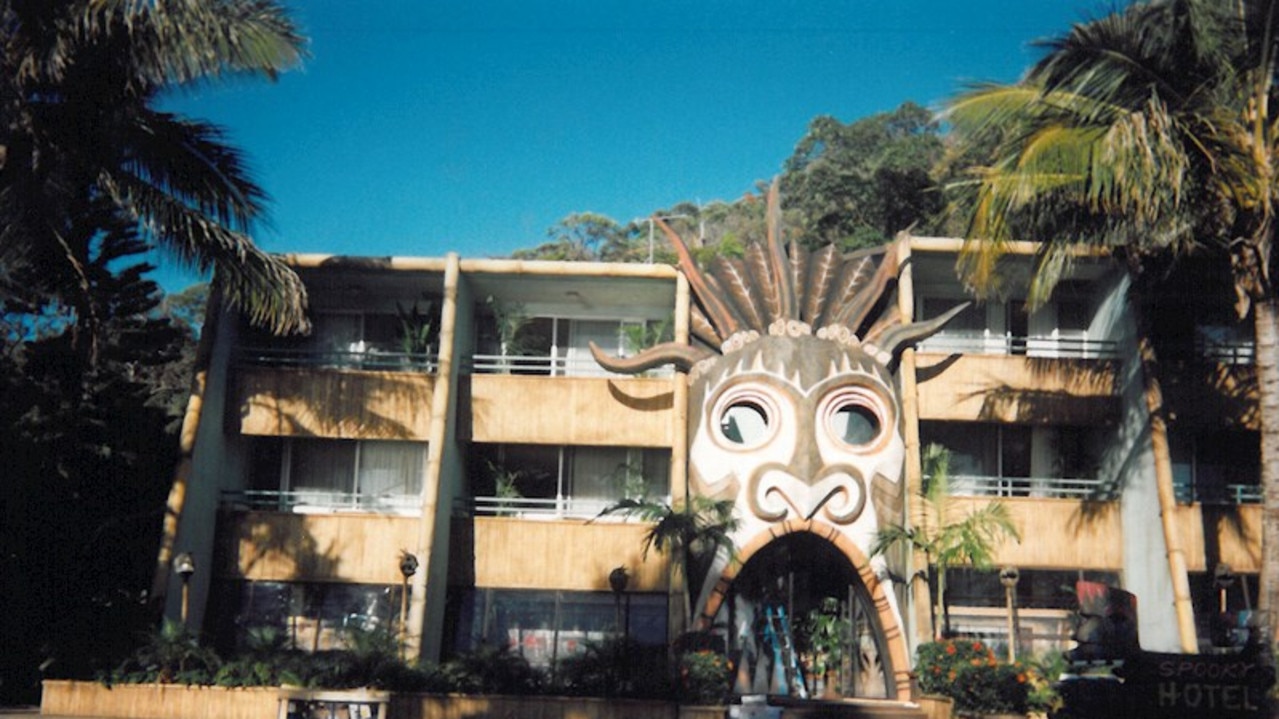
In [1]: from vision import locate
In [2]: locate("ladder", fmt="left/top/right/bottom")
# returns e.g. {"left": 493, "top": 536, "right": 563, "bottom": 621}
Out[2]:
{"left": 764, "top": 605, "right": 808, "bottom": 698}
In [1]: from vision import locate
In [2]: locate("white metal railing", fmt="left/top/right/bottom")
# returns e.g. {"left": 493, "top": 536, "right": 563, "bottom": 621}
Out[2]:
{"left": 1195, "top": 338, "right": 1255, "bottom": 365}
{"left": 221, "top": 489, "right": 421, "bottom": 514}
{"left": 456, "top": 495, "right": 670, "bottom": 519}
{"left": 1173, "top": 481, "right": 1261, "bottom": 505}
{"left": 237, "top": 345, "right": 437, "bottom": 372}
{"left": 917, "top": 334, "right": 1120, "bottom": 359}
{"left": 948, "top": 475, "right": 1117, "bottom": 500}
{"left": 468, "top": 353, "right": 674, "bottom": 377}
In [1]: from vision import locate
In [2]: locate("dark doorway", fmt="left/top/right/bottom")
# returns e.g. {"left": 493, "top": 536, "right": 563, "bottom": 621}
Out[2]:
{"left": 718, "top": 532, "right": 892, "bottom": 699}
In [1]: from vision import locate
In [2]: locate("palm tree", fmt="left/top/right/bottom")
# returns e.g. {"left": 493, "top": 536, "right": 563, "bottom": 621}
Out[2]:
{"left": 597, "top": 495, "right": 739, "bottom": 630}
{"left": 871, "top": 444, "right": 1020, "bottom": 640}
{"left": 0, "top": 0, "right": 310, "bottom": 361}
{"left": 943, "top": 0, "right": 1279, "bottom": 642}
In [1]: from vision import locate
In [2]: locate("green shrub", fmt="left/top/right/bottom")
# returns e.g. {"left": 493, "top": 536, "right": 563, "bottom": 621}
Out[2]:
{"left": 677, "top": 650, "right": 732, "bottom": 705}
{"left": 554, "top": 638, "right": 672, "bottom": 699}
{"left": 915, "top": 639, "right": 1032, "bottom": 715}
{"left": 109, "top": 620, "right": 220, "bottom": 685}
{"left": 435, "top": 645, "right": 545, "bottom": 695}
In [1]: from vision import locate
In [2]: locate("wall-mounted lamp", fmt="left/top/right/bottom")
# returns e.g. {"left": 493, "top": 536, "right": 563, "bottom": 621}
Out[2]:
{"left": 399, "top": 552, "right": 418, "bottom": 658}
{"left": 173, "top": 552, "right": 196, "bottom": 626}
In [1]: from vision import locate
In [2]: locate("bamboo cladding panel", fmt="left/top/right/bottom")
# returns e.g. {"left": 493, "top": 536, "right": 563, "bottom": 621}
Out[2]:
{"left": 914, "top": 353, "right": 1119, "bottom": 423}
{"left": 468, "top": 375, "right": 674, "bottom": 446}
{"left": 236, "top": 367, "right": 433, "bottom": 439}
{"left": 42, "top": 681, "right": 278, "bottom": 719}
{"left": 956, "top": 497, "right": 1124, "bottom": 570}
{"left": 451, "top": 517, "right": 670, "bottom": 591}
{"left": 218, "top": 511, "right": 418, "bottom": 584}
{"left": 1173, "top": 503, "right": 1261, "bottom": 573}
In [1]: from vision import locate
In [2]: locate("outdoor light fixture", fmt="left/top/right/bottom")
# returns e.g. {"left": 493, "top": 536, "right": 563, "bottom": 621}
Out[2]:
{"left": 609, "top": 566, "right": 629, "bottom": 595}
{"left": 1215, "top": 563, "right": 1236, "bottom": 613}
{"left": 173, "top": 552, "right": 196, "bottom": 626}
{"left": 399, "top": 552, "right": 418, "bottom": 658}
{"left": 999, "top": 566, "right": 1020, "bottom": 661}
{"left": 609, "top": 566, "right": 630, "bottom": 638}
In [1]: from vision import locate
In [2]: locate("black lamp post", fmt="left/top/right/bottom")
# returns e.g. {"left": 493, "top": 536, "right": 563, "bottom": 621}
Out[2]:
{"left": 399, "top": 552, "right": 418, "bottom": 658}
{"left": 609, "top": 566, "right": 630, "bottom": 637}
{"left": 173, "top": 552, "right": 196, "bottom": 626}
{"left": 999, "top": 566, "right": 1020, "bottom": 661}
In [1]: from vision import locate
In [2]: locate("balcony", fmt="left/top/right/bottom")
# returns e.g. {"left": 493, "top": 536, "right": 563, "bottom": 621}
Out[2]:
{"left": 238, "top": 344, "right": 437, "bottom": 373}
{"left": 917, "top": 333, "right": 1119, "bottom": 360}
{"left": 455, "top": 494, "right": 672, "bottom": 520}
{"left": 221, "top": 489, "right": 421, "bottom": 515}
{"left": 948, "top": 474, "right": 1117, "bottom": 501}
{"left": 468, "top": 352, "right": 672, "bottom": 377}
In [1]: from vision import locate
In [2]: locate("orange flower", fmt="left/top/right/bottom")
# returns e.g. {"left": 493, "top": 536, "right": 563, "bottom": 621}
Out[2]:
{"left": 945, "top": 644, "right": 957, "bottom": 655}
{"left": 1017, "top": 673, "right": 1027, "bottom": 684}
{"left": 973, "top": 641, "right": 983, "bottom": 651}
{"left": 947, "top": 670, "right": 957, "bottom": 681}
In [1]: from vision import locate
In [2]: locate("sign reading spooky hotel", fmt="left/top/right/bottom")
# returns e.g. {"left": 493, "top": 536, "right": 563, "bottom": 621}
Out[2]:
{"left": 592, "top": 185, "right": 964, "bottom": 700}
{"left": 1118, "top": 651, "right": 1273, "bottom": 718}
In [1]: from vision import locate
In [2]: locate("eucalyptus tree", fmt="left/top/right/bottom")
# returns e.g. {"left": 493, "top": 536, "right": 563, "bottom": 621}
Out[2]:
{"left": 781, "top": 102, "right": 947, "bottom": 251}
{"left": 0, "top": 0, "right": 310, "bottom": 362}
{"left": 943, "top": 0, "right": 1279, "bottom": 638}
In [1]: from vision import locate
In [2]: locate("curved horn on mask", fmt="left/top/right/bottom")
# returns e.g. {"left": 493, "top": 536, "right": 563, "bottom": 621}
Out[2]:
{"left": 872, "top": 302, "right": 972, "bottom": 359}
{"left": 589, "top": 341, "right": 712, "bottom": 375}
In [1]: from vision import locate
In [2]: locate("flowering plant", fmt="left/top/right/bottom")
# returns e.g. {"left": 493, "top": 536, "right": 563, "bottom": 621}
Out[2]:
{"left": 916, "top": 639, "right": 1032, "bottom": 715}
{"left": 678, "top": 650, "right": 732, "bottom": 705}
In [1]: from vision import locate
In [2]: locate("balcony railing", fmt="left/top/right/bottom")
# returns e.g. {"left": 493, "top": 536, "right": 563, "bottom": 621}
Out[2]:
{"left": 917, "top": 334, "right": 1120, "bottom": 359}
{"left": 949, "top": 475, "right": 1117, "bottom": 500}
{"left": 237, "top": 345, "right": 437, "bottom": 372}
{"left": 468, "top": 353, "right": 674, "bottom": 377}
{"left": 221, "top": 489, "right": 421, "bottom": 514}
{"left": 1173, "top": 481, "right": 1261, "bottom": 505}
{"left": 1195, "top": 338, "right": 1255, "bottom": 365}
{"left": 455, "top": 495, "right": 670, "bottom": 519}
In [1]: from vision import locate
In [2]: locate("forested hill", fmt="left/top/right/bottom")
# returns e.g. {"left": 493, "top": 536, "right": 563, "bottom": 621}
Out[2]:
{"left": 510, "top": 102, "right": 967, "bottom": 263}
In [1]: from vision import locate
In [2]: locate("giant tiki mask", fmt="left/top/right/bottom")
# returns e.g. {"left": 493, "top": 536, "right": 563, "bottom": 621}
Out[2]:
{"left": 593, "top": 189, "right": 961, "bottom": 697}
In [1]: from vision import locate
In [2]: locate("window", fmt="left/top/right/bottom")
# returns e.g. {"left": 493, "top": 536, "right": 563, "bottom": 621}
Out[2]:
{"left": 473, "top": 313, "right": 666, "bottom": 376}
{"left": 916, "top": 294, "right": 1114, "bottom": 358}
{"left": 946, "top": 568, "right": 1120, "bottom": 610}
{"left": 447, "top": 588, "right": 668, "bottom": 667}
{"left": 921, "top": 422, "right": 1106, "bottom": 498}
{"left": 247, "top": 437, "right": 425, "bottom": 511}
{"left": 240, "top": 310, "right": 437, "bottom": 370}
{"left": 469, "top": 444, "right": 670, "bottom": 517}
{"left": 1170, "top": 430, "right": 1259, "bottom": 504}
{"left": 205, "top": 580, "right": 404, "bottom": 655}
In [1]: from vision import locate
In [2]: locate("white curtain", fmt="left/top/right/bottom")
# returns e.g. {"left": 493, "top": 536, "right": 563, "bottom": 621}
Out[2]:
{"left": 358, "top": 441, "right": 425, "bottom": 497}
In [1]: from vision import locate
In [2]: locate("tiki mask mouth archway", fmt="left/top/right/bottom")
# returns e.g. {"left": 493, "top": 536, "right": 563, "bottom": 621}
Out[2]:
{"left": 592, "top": 183, "right": 963, "bottom": 700}
{"left": 699, "top": 521, "right": 911, "bottom": 699}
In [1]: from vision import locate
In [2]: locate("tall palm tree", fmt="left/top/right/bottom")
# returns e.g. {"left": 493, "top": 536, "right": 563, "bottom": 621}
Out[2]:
{"left": 871, "top": 444, "right": 1020, "bottom": 640}
{"left": 0, "top": 0, "right": 310, "bottom": 360}
{"left": 943, "top": 0, "right": 1279, "bottom": 642}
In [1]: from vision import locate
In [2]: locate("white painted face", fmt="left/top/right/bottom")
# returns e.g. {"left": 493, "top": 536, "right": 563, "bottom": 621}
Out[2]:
{"left": 689, "top": 335, "right": 905, "bottom": 594}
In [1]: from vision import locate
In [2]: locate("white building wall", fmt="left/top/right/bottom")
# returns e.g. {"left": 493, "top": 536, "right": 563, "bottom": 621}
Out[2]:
{"left": 1093, "top": 273, "right": 1182, "bottom": 652}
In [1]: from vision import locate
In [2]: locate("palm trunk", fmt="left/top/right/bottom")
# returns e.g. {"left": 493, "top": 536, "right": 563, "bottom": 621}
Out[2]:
{"left": 1255, "top": 297, "right": 1279, "bottom": 643}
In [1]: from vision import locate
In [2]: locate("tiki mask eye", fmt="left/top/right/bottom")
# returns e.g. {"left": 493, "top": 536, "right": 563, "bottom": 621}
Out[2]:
{"left": 720, "top": 400, "right": 769, "bottom": 446}
{"left": 820, "top": 385, "right": 889, "bottom": 450}
{"left": 711, "top": 384, "right": 779, "bottom": 449}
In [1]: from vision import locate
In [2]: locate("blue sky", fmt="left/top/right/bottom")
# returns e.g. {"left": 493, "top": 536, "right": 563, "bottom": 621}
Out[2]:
{"left": 157, "top": 0, "right": 1110, "bottom": 290}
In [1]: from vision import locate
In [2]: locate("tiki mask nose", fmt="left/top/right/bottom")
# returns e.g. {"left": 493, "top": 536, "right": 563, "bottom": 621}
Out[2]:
{"left": 749, "top": 465, "right": 867, "bottom": 525}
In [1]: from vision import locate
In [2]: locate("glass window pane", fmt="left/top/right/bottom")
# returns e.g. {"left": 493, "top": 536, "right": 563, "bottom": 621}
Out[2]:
{"left": 358, "top": 441, "right": 425, "bottom": 496}
{"left": 291, "top": 440, "right": 356, "bottom": 493}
